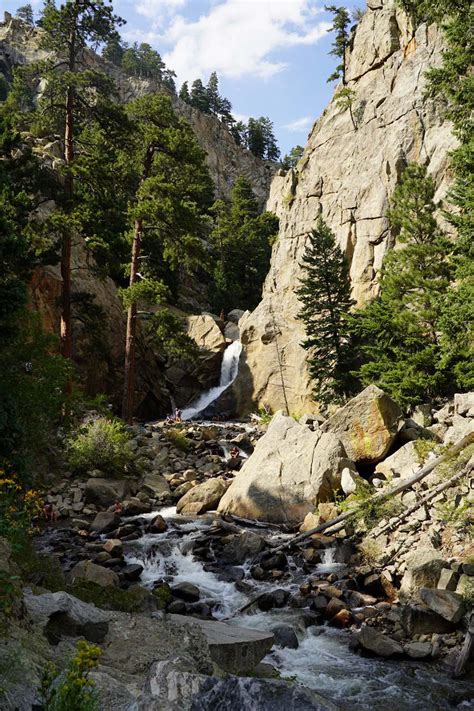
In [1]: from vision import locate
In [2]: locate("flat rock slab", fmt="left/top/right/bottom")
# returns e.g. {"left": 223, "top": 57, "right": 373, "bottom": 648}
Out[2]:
{"left": 24, "top": 590, "right": 110, "bottom": 643}
{"left": 169, "top": 614, "right": 274, "bottom": 673}
{"left": 420, "top": 588, "right": 465, "bottom": 624}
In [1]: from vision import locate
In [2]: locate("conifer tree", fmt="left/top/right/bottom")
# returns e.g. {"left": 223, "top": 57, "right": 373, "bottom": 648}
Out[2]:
{"left": 179, "top": 81, "right": 190, "bottom": 103}
{"left": 281, "top": 145, "right": 304, "bottom": 170}
{"left": 350, "top": 164, "right": 455, "bottom": 406}
{"left": 16, "top": 3, "right": 34, "bottom": 24}
{"left": 120, "top": 94, "right": 213, "bottom": 421}
{"left": 189, "top": 78, "right": 210, "bottom": 113}
{"left": 17, "top": 0, "right": 124, "bottom": 363}
{"left": 206, "top": 71, "right": 220, "bottom": 114}
{"left": 296, "top": 218, "right": 355, "bottom": 405}
{"left": 325, "top": 5, "right": 350, "bottom": 83}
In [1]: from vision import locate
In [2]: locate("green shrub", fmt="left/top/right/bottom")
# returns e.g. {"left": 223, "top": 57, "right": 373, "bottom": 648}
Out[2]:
{"left": 68, "top": 580, "right": 152, "bottom": 613}
{"left": 66, "top": 417, "right": 133, "bottom": 476}
{"left": 165, "top": 427, "right": 192, "bottom": 452}
{"left": 40, "top": 640, "right": 101, "bottom": 711}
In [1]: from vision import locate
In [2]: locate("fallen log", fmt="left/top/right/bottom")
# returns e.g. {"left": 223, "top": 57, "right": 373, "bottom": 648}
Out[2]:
{"left": 376, "top": 456, "right": 474, "bottom": 537}
{"left": 271, "top": 432, "right": 474, "bottom": 553}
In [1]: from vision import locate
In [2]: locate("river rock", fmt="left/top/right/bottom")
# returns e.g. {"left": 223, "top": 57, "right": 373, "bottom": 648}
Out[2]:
{"left": 401, "top": 604, "right": 456, "bottom": 635}
{"left": 103, "top": 539, "right": 123, "bottom": 557}
{"left": 149, "top": 514, "right": 168, "bottom": 533}
{"left": 70, "top": 560, "right": 119, "bottom": 587}
{"left": 218, "top": 413, "right": 350, "bottom": 524}
{"left": 356, "top": 626, "right": 403, "bottom": 657}
{"left": 172, "top": 582, "right": 200, "bottom": 602}
{"left": 140, "top": 473, "right": 170, "bottom": 498}
{"left": 400, "top": 549, "right": 448, "bottom": 599}
{"left": 419, "top": 588, "right": 465, "bottom": 624}
{"left": 168, "top": 614, "right": 274, "bottom": 673}
{"left": 176, "top": 478, "right": 227, "bottom": 515}
{"left": 90, "top": 512, "right": 121, "bottom": 534}
{"left": 219, "top": 530, "right": 266, "bottom": 564}
{"left": 404, "top": 641, "right": 432, "bottom": 659}
{"left": 24, "top": 590, "right": 109, "bottom": 643}
{"left": 321, "top": 386, "right": 402, "bottom": 463}
{"left": 84, "top": 478, "right": 131, "bottom": 508}
{"left": 270, "top": 624, "right": 299, "bottom": 649}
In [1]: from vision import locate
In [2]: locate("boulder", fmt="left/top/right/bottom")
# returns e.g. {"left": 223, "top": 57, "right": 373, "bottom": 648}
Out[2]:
{"left": 404, "top": 642, "right": 432, "bottom": 659}
{"left": 401, "top": 604, "right": 455, "bottom": 635}
{"left": 444, "top": 415, "right": 474, "bottom": 445}
{"left": 168, "top": 614, "right": 274, "bottom": 673}
{"left": 90, "top": 512, "right": 121, "bottom": 534}
{"left": 84, "top": 478, "right": 131, "bottom": 508}
{"left": 375, "top": 441, "right": 422, "bottom": 480}
{"left": 224, "top": 322, "right": 240, "bottom": 341}
{"left": 219, "top": 531, "right": 266, "bottom": 564}
{"left": 300, "top": 511, "right": 320, "bottom": 532}
{"left": 227, "top": 309, "right": 245, "bottom": 324}
{"left": 437, "top": 568, "right": 459, "bottom": 591}
{"left": 70, "top": 560, "right": 119, "bottom": 587}
{"left": 454, "top": 392, "right": 474, "bottom": 418}
{"left": 122, "top": 564, "right": 144, "bottom": 582}
{"left": 356, "top": 626, "right": 403, "bottom": 657}
{"left": 270, "top": 624, "right": 299, "bottom": 649}
{"left": 103, "top": 539, "right": 123, "bottom": 557}
{"left": 341, "top": 466, "right": 365, "bottom": 495}
{"left": 140, "top": 473, "right": 170, "bottom": 498}
{"left": 24, "top": 590, "right": 109, "bottom": 643}
{"left": 176, "top": 478, "right": 227, "bottom": 515}
{"left": 218, "top": 414, "right": 350, "bottom": 524}
{"left": 399, "top": 549, "right": 448, "bottom": 599}
{"left": 149, "top": 514, "right": 168, "bottom": 533}
{"left": 172, "top": 582, "right": 200, "bottom": 603}
{"left": 419, "top": 588, "right": 465, "bottom": 624}
{"left": 186, "top": 314, "right": 226, "bottom": 353}
{"left": 321, "top": 385, "right": 402, "bottom": 463}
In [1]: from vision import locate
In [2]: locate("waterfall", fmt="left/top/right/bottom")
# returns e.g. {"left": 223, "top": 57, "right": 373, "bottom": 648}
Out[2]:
{"left": 181, "top": 340, "right": 242, "bottom": 421}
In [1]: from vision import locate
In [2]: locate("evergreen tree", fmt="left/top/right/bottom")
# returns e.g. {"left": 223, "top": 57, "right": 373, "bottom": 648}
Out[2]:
{"left": 102, "top": 33, "right": 125, "bottom": 66}
{"left": 281, "top": 145, "right": 304, "bottom": 170}
{"left": 246, "top": 117, "right": 280, "bottom": 160}
{"left": 189, "top": 78, "right": 210, "bottom": 113}
{"left": 296, "top": 218, "right": 355, "bottom": 406}
{"left": 209, "top": 177, "right": 278, "bottom": 313}
{"left": 206, "top": 71, "right": 220, "bottom": 114}
{"left": 15, "top": 3, "right": 34, "bottom": 24}
{"left": 325, "top": 5, "right": 350, "bottom": 83}
{"left": 120, "top": 94, "right": 213, "bottom": 421}
{"left": 179, "top": 81, "right": 190, "bottom": 103}
{"left": 230, "top": 120, "right": 247, "bottom": 147}
{"left": 350, "top": 164, "right": 455, "bottom": 407}
{"left": 17, "top": 0, "right": 124, "bottom": 364}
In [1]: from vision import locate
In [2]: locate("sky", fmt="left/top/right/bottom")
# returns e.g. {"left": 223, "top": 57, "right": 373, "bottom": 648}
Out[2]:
{"left": 3, "top": 0, "right": 366, "bottom": 155}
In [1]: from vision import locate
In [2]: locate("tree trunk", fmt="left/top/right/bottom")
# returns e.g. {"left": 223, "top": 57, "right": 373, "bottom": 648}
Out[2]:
{"left": 122, "top": 217, "right": 143, "bottom": 423}
{"left": 122, "top": 144, "right": 155, "bottom": 422}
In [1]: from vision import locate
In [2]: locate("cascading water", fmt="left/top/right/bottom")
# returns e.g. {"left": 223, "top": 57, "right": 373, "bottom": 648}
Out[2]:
{"left": 181, "top": 340, "right": 242, "bottom": 420}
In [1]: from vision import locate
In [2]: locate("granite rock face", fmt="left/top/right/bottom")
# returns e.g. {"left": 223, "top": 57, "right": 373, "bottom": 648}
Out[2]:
{"left": 236, "top": 0, "right": 457, "bottom": 414}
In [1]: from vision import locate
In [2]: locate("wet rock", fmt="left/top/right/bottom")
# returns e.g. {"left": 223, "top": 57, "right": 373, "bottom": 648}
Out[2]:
{"left": 115, "top": 523, "right": 138, "bottom": 538}
{"left": 70, "top": 560, "right": 119, "bottom": 587}
{"left": 219, "top": 530, "right": 266, "bottom": 565}
{"left": 259, "top": 551, "right": 288, "bottom": 571}
{"left": 404, "top": 641, "right": 432, "bottom": 659}
{"left": 84, "top": 478, "right": 131, "bottom": 508}
{"left": 122, "top": 497, "right": 152, "bottom": 516}
{"left": 356, "top": 626, "right": 404, "bottom": 657}
{"left": 345, "top": 591, "right": 378, "bottom": 608}
{"left": 24, "top": 590, "right": 109, "bottom": 644}
{"left": 172, "top": 582, "right": 201, "bottom": 602}
{"left": 419, "top": 588, "right": 465, "bottom": 624}
{"left": 271, "top": 624, "right": 299, "bottom": 649}
{"left": 103, "top": 539, "right": 123, "bottom": 557}
{"left": 325, "top": 598, "right": 346, "bottom": 620}
{"left": 122, "top": 564, "right": 144, "bottom": 582}
{"left": 90, "top": 512, "right": 121, "bottom": 534}
{"left": 321, "top": 385, "right": 402, "bottom": 464}
{"left": 176, "top": 478, "right": 227, "bottom": 515}
{"left": 167, "top": 599, "right": 187, "bottom": 614}
{"left": 149, "top": 514, "right": 168, "bottom": 533}
{"left": 331, "top": 609, "right": 352, "bottom": 628}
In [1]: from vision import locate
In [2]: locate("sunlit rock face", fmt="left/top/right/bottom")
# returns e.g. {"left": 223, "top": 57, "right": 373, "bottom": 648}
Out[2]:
{"left": 237, "top": 0, "right": 457, "bottom": 415}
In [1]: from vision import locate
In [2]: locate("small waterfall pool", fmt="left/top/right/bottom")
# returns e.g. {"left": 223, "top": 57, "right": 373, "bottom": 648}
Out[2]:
{"left": 123, "top": 508, "right": 474, "bottom": 711}
{"left": 181, "top": 340, "right": 242, "bottom": 420}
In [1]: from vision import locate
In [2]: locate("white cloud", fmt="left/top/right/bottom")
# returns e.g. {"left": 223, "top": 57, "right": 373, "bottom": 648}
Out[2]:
{"left": 133, "top": 0, "right": 331, "bottom": 83}
{"left": 283, "top": 115, "right": 313, "bottom": 132}
{"left": 136, "top": 0, "right": 187, "bottom": 23}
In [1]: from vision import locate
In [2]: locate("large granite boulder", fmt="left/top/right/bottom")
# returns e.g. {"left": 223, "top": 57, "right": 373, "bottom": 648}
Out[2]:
{"left": 399, "top": 549, "right": 448, "bottom": 599}
{"left": 375, "top": 440, "right": 421, "bottom": 480}
{"left": 355, "top": 626, "right": 403, "bottom": 658}
{"left": 321, "top": 385, "right": 402, "bottom": 463}
{"left": 70, "top": 560, "right": 119, "bottom": 587}
{"left": 186, "top": 314, "right": 226, "bottom": 353}
{"left": 217, "top": 413, "right": 351, "bottom": 524}
{"left": 176, "top": 478, "right": 228, "bottom": 515}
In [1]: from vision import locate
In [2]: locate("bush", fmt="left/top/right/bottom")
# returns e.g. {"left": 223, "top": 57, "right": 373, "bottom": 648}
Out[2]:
{"left": 66, "top": 417, "right": 133, "bottom": 476}
{"left": 165, "top": 427, "right": 192, "bottom": 452}
{"left": 40, "top": 640, "right": 101, "bottom": 711}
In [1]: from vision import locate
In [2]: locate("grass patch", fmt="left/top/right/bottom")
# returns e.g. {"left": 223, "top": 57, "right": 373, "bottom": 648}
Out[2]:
{"left": 165, "top": 428, "right": 192, "bottom": 452}
{"left": 67, "top": 581, "right": 153, "bottom": 613}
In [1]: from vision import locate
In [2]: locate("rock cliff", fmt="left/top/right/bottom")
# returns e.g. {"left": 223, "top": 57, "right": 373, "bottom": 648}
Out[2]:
{"left": 236, "top": 0, "right": 457, "bottom": 415}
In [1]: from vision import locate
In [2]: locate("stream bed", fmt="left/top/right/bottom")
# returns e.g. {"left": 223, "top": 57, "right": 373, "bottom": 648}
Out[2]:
{"left": 124, "top": 506, "right": 474, "bottom": 711}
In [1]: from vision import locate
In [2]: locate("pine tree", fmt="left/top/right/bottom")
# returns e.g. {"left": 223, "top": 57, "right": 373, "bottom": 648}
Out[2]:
{"left": 350, "top": 164, "right": 455, "bottom": 407}
{"left": 325, "top": 5, "right": 350, "bottom": 83}
{"left": 209, "top": 177, "right": 278, "bottom": 313}
{"left": 179, "top": 81, "right": 190, "bottom": 103}
{"left": 296, "top": 218, "right": 355, "bottom": 406}
{"left": 19, "top": 0, "right": 124, "bottom": 364}
{"left": 206, "top": 71, "right": 220, "bottom": 114}
{"left": 281, "top": 145, "right": 304, "bottom": 170}
{"left": 102, "top": 33, "right": 125, "bottom": 66}
{"left": 15, "top": 4, "right": 34, "bottom": 24}
{"left": 120, "top": 94, "right": 213, "bottom": 421}
{"left": 190, "top": 79, "right": 210, "bottom": 113}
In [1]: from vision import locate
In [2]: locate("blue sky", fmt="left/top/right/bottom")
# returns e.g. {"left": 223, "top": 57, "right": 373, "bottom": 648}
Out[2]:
{"left": 4, "top": 0, "right": 365, "bottom": 155}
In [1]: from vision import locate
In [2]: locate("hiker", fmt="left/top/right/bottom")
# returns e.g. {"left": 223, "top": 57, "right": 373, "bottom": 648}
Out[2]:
{"left": 227, "top": 446, "right": 242, "bottom": 471}
{"left": 43, "top": 503, "right": 58, "bottom": 522}
{"left": 114, "top": 500, "right": 124, "bottom": 515}
{"left": 175, "top": 408, "right": 182, "bottom": 423}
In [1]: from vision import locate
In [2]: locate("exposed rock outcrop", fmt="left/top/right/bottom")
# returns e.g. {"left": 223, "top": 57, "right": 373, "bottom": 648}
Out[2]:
{"left": 236, "top": 0, "right": 457, "bottom": 414}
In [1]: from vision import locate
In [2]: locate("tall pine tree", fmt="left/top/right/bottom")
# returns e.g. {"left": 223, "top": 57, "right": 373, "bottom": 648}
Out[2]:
{"left": 296, "top": 217, "right": 355, "bottom": 406}
{"left": 325, "top": 5, "right": 350, "bottom": 83}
